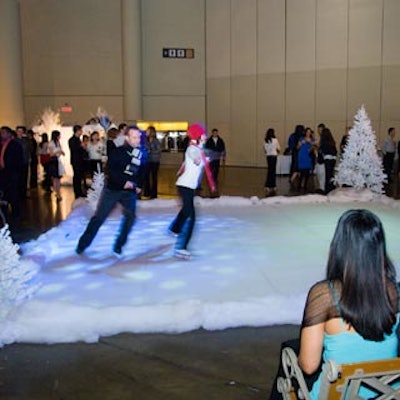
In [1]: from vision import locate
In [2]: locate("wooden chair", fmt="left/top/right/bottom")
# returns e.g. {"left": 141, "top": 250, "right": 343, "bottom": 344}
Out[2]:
{"left": 277, "top": 347, "right": 400, "bottom": 400}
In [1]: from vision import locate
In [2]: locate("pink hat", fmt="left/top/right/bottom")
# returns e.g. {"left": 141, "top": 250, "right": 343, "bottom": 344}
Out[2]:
{"left": 187, "top": 123, "right": 206, "bottom": 140}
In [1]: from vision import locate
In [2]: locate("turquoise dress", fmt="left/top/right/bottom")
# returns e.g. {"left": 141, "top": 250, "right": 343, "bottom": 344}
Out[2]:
{"left": 309, "top": 286, "right": 399, "bottom": 399}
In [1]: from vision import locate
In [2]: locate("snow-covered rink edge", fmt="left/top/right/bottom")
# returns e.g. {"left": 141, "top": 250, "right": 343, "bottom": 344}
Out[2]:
{"left": 2, "top": 188, "right": 400, "bottom": 346}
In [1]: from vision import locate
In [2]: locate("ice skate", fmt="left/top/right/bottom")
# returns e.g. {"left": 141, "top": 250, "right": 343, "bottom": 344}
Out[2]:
{"left": 174, "top": 249, "right": 191, "bottom": 260}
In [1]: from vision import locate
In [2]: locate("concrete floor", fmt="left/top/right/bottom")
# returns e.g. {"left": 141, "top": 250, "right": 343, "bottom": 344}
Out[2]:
{"left": 1, "top": 165, "right": 399, "bottom": 399}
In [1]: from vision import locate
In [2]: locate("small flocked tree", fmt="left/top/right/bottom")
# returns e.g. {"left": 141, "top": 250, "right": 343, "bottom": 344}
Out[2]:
{"left": 87, "top": 168, "right": 105, "bottom": 212}
{"left": 0, "top": 212, "right": 41, "bottom": 319}
{"left": 335, "top": 105, "right": 386, "bottom": 194}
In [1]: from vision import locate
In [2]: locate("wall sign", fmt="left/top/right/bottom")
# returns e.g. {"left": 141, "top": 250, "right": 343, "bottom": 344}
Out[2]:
{"left": 163, "top": 48, "right": 194, "bottom": 59}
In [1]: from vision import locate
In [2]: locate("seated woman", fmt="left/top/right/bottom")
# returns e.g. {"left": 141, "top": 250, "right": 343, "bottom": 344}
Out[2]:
{"left": 269, "top": 209, "right": 399, "bottom": 399}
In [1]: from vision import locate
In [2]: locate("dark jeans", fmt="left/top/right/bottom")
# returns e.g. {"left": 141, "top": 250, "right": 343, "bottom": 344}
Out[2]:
{"left": 147, "top": 161, "right": 160, "bottom": 198}
{"left": 269, "top": 338, "right": 321, "bottom": 400}
{"left": 324, "top": 159, "right": 336, "bottom": 194}
{"left": 169, "top": 186, "right": 195, "bottom": 250}
{"left": 72, "top": 163, "right": 85, "bottom": 198}
{"left": 210, "top": 159, "right": 221, "bottom": 186}
{"left": 383, "top": 152, "right": 395, "bottom": 179}
{"left": 77, "top": 188, "right": 137, "bottom": 251}
{"left": 265, "top": 156, "right": 278, "bottom": 188}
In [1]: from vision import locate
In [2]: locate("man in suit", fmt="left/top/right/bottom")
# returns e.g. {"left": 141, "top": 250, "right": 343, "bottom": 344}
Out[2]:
{"left": 68, "top": 124, "right": 86, "bottom": 198}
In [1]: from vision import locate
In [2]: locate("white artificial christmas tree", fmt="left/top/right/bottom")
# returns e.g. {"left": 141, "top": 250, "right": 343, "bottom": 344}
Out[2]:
{"left": 335, "top": 105, "right": 386, "bottom": 194}
{"left": 87, "top": 168, "right": 105, "bottom": 212}
{"left": 0, "top": 219, "right": 41, "bottom": 319}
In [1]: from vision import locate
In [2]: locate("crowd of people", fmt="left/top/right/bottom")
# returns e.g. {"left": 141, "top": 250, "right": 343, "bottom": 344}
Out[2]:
{"left": 264, "top": 123, "right": 339, "bottom": 196}
{"left": 2, "top": 121, "right": 400, "bottom": 397}
{"left": 264, "top": 123, "right": 399, "bottom": 196}
{"left": 0, "top": 121, "right": 226, "bottom": 258}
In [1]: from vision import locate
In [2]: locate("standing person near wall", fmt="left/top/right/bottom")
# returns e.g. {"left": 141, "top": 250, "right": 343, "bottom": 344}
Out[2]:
{"left": 15, "top": 126, "right": 30, "bottom": 199}
{"left": 68, "top": 124, "right": 86, "bottom": 199}
{"left": 144, "top": 126, "right": 161, "bottom": 199}
{"left": 263, "top": 128, "right": 280, "bottom": 195}
{"left": 0, "top": 126, "right": 23, "bottom": 220}
{"left": 169, "top": 123, "right": 216, "bottom": 259}
{"left": 319, "top": 127, "right": 337, "bottom": 194}
{"left": 87, "top": 131, "right": 105, "bottom": 177}
{"left": 38, "top": 133, "right": 51, "bottom": 193}
{"left": 27, "top": 129, "right": 38, "bottom": 189}
{"left": 204, "top": 128, "right": 226, "bottom": 195}
{"left": 382, "top": 127, "right": 396, "bottom": 183}
{"left": 48, "top": 130, "right": 65, "bottom": 202}
{"left": 76, "top": 125, "right": 147, "bottom": 256}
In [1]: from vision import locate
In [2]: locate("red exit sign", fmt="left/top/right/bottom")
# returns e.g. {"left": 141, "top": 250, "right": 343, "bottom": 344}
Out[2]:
{"left": 163, "top": 48, "right": 194, "bottom": 59}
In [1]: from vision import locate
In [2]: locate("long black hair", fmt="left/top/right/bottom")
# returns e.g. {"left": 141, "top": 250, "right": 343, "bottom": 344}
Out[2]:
{"left": 327, "top": 209, "right": 396, "bottom": 341}
{"left": 264, "top": 128, "right": 275, "bottom": 143}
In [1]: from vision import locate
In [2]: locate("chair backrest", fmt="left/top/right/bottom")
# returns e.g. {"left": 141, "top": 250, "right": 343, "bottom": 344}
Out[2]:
{"left": 320, "top": 357, "right": 400, "bottom": 400}
{"left": 278, "top": 347, "right": 400, "bottom": 400}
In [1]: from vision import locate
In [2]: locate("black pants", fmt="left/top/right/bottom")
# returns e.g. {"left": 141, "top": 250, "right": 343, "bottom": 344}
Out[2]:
{"left": 72, "top": 163, "right": 85, "bottom": 198}
{"left": 324, "top": 159, "right": 336, "bottom": 194}
{"left": 265, "top": 156, "right": 277, "bottom": 188}
{"left": 147, "top": 161, "right": 160, "bottom": 198}
{"left": 210, "top": 159, "right": 221, "bottom": 186}
{"left": 169, "top": 186, "right": 195, "bottom": 250}
{"left": 383, "top": 152, "right": 395, "bottom": 180}
{"left": 77, "top": 188, "right": 137, "bottom": 251}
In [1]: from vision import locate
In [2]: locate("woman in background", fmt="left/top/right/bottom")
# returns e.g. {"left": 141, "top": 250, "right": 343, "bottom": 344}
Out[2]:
{"left": 145, "top": 126, "right": 161, "bottom": 199}
{"left": 319, "top": 127, "right": 337, "bottom": 194}
{"left": 48, "top": 130, "right": 65, "bottom": 201}
{"left": 87, "top": 131, "right": 105, "bottom": 177}
{"left": 263, "top": 128, "right": 280, "bottom": 195}
{"left": 38, "top": 133, "right": 51, "bottom": 192}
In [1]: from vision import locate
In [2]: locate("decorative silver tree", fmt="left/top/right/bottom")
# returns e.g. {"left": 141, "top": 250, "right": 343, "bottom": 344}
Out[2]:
{"left": 0, "top": 208, "right": 40, "bottom": 319}
{"left": 335, "top": 105, "right": 386, "bottom": 194}
{"left": 87, "top": 167, "right": 105, "bottom": 213}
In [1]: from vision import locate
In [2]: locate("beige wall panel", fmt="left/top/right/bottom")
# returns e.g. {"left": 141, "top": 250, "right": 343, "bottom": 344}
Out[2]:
{"left": 285, "top": 72, "right": 315, "bottom": 123}
{"left": 142, "top": 96, "right": 205, "bottom": 123}
{"left": 382, "top": 0, "right": 400, "bottom": 65}
{"left": 206, "top": 0, "right": 231, "bottom": 134}
{"left": 348, "top": 0, "right": 383, "bottom": 68}
{"left": 142, "top": 0, "right": 205, "bottom": 96}
{"left": 347, "top": 67, "right": 381, "bottom": 121}
{"left": 285, "top": 0, "right": 316, "bottom": 126}
{"left": 20, "top": 0, "right": 122, "bottom": 96}
{"left": 315, "top": 0, "right": 348, "bottom": 126}
{"left": 228, "top": 0, "right": 257, "bottom": 165}
{"left": 257, "top": 0, "right": 285, "bottom": 143}
{"left": 257, "top": 0, "right": 285, "bottom": 74}
{"left": 347, "top": 1, "right": 383, "bottom": 126}
{"left": 381, "top": 1, "right": 400, "bottom": 124}
{"left": 257, "top": 73, "right": 285, "bottom": 127}
{"left": 316, "top": 69, "right": 347, "bottom": 122}
{"left": 206, "top": 78, "right": 231, "bottom": 124}
{"left": 231, "top": 0, "right": 257, "bottom": 76}
{"left": 0, "top": 0, "right": 24, "bottom": 126}
{"left": 316, "top": 0, "right": 348, "bottom": 69}
{"left": 206, "top": 0, "right": 231, "bottom": 79}
{"left": 24, "top": 96, "right": 124, "bottom": 128}
{"left": 230, "top": 76, "right": 257, "bottom": 166}
{"left": 286, "top": 0, "right": 316, "bottom": 73}
{"left": 381, "top": 66, "right": 400, "bottom": 121}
